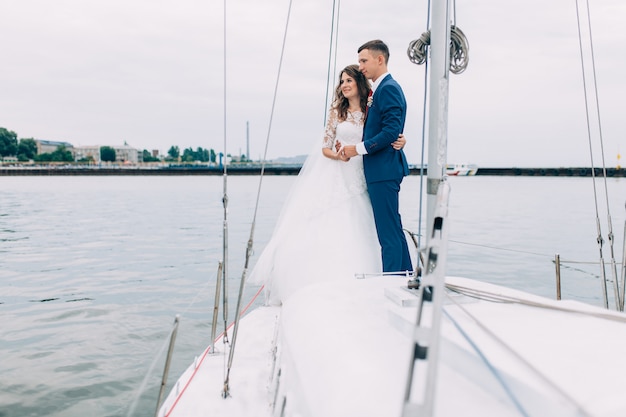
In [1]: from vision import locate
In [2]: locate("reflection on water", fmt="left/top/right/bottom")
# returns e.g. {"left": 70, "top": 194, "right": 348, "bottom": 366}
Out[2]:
{"left": 0, "top": 175, "right": 623, "bottom": 416}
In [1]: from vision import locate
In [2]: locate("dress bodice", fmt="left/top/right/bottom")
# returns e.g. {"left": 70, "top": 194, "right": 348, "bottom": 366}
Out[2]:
{"left": 323, "top": 110, "right": 364, "bottom": 148}
{"left": 319, "top": 109, "right": 367, "bottom": 199}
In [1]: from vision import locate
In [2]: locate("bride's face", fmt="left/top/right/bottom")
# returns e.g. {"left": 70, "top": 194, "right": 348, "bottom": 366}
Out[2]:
{"left": 340, "top": 73, "right": 359, "bottom": 100}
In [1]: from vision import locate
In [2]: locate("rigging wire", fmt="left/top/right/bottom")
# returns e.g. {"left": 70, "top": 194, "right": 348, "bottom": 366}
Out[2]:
{"left": 446, "top": 237, "right": 623, "bottom": 284}
{"left": 220, "top": 0, "right": 353, "bottom": 398}
{"left": 226, "top": 2, "right": 343, "bottom": 383}
{"left": 323, "top": 0, "right": 341, "bottom": 127}
{"left": 222, "top": 0, "right": 295, "bottom": 399}
{"left": 442, "top": 287, "right": 599, "bottom": 416}
{"left": 581, "top": 0, "right": 622, "bottom": 311}
{"left": 332, "top": 2, "right": 341, "bottom": 102}
{"left": 221, "top": 0, "right": 230, "bottom": 383}
{"left": 574, "top": 0, "right": 620, "bottom": 310}
{"left": 448, "top": 237, "right": 623, "bottom": 283}
{"left": 443, "top": 309, "right": 531, "bottom": 417}
{"left": 412, "top": 0, "right": 432, "bottom": 279}
{"left": 446, "top": 282, "right": 626, "bottom": 323}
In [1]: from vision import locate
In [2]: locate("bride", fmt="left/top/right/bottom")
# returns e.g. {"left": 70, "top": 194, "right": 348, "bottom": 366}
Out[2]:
{"left": 250, "top": 64, "right": 406, "bottom": 305}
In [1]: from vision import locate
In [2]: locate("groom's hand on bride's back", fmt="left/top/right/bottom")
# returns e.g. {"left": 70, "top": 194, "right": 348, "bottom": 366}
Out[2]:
{"left": 392, "top": 133, "right": 406, "bottom": 150}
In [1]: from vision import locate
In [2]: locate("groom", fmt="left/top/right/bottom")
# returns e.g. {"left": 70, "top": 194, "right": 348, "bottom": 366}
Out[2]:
{"left": 342, "top": 39, "right": 412, "bottom": 274}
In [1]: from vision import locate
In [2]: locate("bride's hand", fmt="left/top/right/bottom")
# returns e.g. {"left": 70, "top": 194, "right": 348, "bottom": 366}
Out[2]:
{"left": 392, "top": 133, "right": 406, "bottom": 150}
{"left": 336, "top": 146, "right": 350, "bottom": 162}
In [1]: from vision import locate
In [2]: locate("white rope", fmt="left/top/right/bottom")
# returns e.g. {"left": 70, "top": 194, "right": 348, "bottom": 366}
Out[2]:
{"left": 407, "top": 25, "right": 469, "bottom": 74}
{"left": 446, "top": 282, "right": 626, "bottom": 323}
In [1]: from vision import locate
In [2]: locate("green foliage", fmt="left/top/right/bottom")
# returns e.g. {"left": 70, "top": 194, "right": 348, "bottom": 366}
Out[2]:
{"left": 181, "top": 146, "right": 210, "bottom": 162}
{"left": 0, "top": 126, "right": 220, "bottom": 166}
{"left": 17, "top": 138, "right": 37, "bottom": 160}
{"left": 77, "top": 155, "right": 95, "bottom": 163}
{"left": 142, "top": 149, "right": 159, "bottom": 162}
{"left": 34, "top": 145, "right": 74, "bottom": 162}
{"left": 100, "top": 146, "right": 116, "bottom": 162}
{"left": 167, "top": 146, "right": 180, "bottom": 159}
{"left": 0, "top": 127, "right": 18, "bottom": 157}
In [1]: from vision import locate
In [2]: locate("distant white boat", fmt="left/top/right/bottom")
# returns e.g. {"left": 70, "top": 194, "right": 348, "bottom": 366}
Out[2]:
{"left": 446, "top": 163, "right": 477, "bottom": 176}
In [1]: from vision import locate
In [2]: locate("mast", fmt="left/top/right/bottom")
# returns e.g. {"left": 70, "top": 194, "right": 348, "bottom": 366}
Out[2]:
{"left": 425, "top": 0, "right": 452, "bottom": 241}
{"left": 402, "top": 1, "right": 453, "bottom": 415}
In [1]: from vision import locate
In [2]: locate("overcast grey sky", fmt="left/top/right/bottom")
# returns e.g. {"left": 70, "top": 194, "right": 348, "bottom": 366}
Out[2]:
{"left": 1, "top": 0, "right": 624, "bottom": 167}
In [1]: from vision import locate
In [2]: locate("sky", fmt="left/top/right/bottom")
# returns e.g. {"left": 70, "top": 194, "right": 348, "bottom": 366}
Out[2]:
{"left": 1, "top": 0, "right": 624, "bottom": 167}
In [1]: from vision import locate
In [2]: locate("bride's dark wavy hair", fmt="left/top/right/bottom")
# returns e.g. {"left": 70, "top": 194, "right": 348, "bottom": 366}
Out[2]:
{"left": 332, "top": 64, "right": 370, "bottom": 121}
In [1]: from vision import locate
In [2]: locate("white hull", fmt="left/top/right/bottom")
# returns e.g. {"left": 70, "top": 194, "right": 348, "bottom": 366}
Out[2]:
{"left": 157, "top": 0, "right": 625, "bottom": 414}
{"left": 159, "top": 275, "right": 626, "bottom": 417}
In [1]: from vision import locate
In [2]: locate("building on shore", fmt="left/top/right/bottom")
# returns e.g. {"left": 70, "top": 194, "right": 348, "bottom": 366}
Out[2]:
{"left": 35, "top": 139, "right": 142, "bottom": 164}
{"left": 36, "top": 139, "right": 74, "bottom": 155}
{"left": 73, "top": 145, "right": 101, "bottom": 163}
{"left": 114, "top": 143, "right": 141, "bottom": 163}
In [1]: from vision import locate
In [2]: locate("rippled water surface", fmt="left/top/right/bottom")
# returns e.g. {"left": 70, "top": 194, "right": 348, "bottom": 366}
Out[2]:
{"left": 0, "top": 175, "right": 624, "bottom": 416}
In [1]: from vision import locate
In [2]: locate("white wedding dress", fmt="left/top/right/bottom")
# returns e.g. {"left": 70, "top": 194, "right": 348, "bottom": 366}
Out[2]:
{"left": 249, "top": 110, "right": 381, "bottom": 305}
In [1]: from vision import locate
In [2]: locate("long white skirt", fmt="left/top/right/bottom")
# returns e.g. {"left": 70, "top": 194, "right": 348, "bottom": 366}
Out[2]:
{"left": 249, "top": 145, "right": 381, "bottom": 305}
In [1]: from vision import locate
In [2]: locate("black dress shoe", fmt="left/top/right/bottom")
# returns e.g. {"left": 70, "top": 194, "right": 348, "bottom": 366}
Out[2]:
{"left": 407, "top": 278, "right": 420, "bottom": 290}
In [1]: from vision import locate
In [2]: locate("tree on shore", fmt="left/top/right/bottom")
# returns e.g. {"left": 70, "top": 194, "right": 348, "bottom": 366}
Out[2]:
{"left": 167, "top": 146, "right": 180, "bottom": 161}
{"left": 17, "top": 138, "right": 37, "bottom": 161}
{"left": 0, "top": 127, "right": 18, "bottom": 157}
{"left": 181, "top": 146, "right": 211, "bottom": 162}
{"left": 142, "top": 149, "right": 160, "bottom": 162}
{"left": 100, "top": 146, "right": 116, "bottom": 162}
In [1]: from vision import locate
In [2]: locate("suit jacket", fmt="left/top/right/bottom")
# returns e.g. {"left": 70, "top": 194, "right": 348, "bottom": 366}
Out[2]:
{"left": 362, "top": 74, "right": 410, "bottom": 183}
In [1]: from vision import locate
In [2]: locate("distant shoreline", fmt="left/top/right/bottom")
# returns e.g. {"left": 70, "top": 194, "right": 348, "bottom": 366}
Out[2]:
{"left": 0, "top": 166, "right": 623, "bottom": 177}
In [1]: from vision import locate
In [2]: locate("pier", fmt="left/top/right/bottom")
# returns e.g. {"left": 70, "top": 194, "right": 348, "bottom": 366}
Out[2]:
{"left": 0, "top": 165, "right": 623, "bottom": 177}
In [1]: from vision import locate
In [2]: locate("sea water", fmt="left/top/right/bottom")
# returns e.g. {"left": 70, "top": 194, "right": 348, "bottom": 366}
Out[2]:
{"left": 0, "top": 175, "right": 624, "bottom": 416}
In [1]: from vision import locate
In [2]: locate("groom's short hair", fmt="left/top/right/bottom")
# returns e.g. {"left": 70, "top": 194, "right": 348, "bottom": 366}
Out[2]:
{"left": 358, "top": 40, "right": 389, "bottom": 64}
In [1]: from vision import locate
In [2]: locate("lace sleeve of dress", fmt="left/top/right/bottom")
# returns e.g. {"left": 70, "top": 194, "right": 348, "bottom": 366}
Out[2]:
{"left": 322, "top": 109, "right": 339, "bottom": 149}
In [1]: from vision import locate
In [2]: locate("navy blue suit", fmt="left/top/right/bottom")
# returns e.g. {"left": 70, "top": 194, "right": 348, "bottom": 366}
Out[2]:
{"left": 362, "top": 75, "right": 412, "bottom": 273}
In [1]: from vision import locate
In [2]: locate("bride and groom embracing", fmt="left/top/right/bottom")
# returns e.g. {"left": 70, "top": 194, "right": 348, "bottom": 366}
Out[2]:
{"left": 250, "top": 39, "right": 413, "bottom": 304}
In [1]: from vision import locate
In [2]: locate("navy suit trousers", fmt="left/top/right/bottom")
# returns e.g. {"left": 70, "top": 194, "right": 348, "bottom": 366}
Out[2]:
{"left": 367, "top": 180, "right": 413, "bottom": 273}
